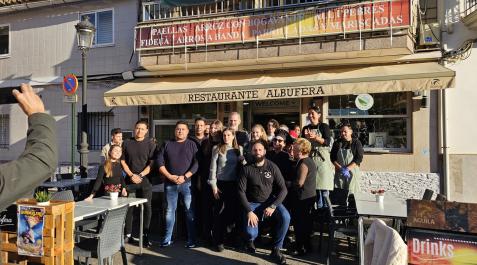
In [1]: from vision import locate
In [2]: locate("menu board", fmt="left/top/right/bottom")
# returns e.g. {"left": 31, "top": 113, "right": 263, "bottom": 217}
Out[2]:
{"left": 407, "top": 199, "right": 477, "bottom": 234}
{"left": 408, "top": 229, "right": 477, "bottom": 264}
{"left": 17, "top": 205, "right": 45, "bottom": 257}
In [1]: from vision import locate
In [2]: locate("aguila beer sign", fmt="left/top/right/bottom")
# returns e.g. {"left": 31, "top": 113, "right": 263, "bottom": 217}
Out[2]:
{"left": 135, "top": 0, "right": 410, "bottom": 50}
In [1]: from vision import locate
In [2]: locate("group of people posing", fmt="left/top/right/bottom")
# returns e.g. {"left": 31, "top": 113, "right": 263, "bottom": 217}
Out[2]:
{"left": 87, "top": 106, "right": 364, "bottom": 265}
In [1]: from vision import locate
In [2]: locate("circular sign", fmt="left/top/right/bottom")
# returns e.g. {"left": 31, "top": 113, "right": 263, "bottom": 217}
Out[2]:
{"left": 355, "top": 94, "right": 374, "bottom": 110}
{"left": 62, "top": 74, "right": 78, "bottom": 96}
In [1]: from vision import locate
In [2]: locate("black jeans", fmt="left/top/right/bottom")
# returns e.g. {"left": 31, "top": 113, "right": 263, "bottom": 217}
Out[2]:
{"left": 291, "top": 196, "right": 316, "bottom": 251}
{"left": 125, "top": 178, "right": 153, "bottom": 235}
{"left": 212, "top": 181, "right": 239, "bottom": 245}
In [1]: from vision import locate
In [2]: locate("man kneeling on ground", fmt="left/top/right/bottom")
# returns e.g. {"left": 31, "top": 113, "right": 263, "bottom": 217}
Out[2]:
{"left": 238, "top": 140, "right": 290, "bottom": 265}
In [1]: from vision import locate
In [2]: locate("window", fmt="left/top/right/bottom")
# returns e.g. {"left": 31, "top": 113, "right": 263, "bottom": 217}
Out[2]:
{"left": 0, "top": 114, "right": 9, "bottom": 148}
{"left": 0, "top": 25, "right": 9, "bottom": 56}
{"left": 80, "top": 9, "right": 114, "bottom": 46}
{"left": 327, "top": 92, "right": 411, "bottom": 152}
{"left": 77, "top": 112, "right": 114, "bottom": 150}
{"left": 152, "top": 103, "right": 217, "bottom": 120}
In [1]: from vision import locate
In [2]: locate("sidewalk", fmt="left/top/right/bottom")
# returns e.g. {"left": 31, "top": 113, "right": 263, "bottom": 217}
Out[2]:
{"left": 102, "top": 235, "right": 357, "bottom": 265}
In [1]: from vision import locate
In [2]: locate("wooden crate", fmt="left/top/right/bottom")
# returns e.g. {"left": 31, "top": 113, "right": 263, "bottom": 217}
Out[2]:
{"left": 0, "top": 200, "right": 74, "bottom": 265}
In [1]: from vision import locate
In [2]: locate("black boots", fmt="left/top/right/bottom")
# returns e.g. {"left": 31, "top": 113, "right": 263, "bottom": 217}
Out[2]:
{"left": 270, "top": 247, "right": 287, "bottom": 265}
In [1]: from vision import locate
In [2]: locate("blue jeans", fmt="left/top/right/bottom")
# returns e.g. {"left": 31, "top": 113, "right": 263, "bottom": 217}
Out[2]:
{"left": 316, "top": 190, "right": 330, "bottom": 208}
{"left": 163, "top": 181, "right": 196, "bottom": 244}
{"left": 244, "top": 202, "right": 290, "bottom": 249}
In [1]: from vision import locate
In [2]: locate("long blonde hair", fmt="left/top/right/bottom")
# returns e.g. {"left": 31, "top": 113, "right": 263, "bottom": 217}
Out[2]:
{"left": 104, "top": 144, "right": 121, "bottom": 178}
{"left": 251, "top": 124, "right": 268, "bottom": 142}
{"left": 219, "top": 127, "right": 240, "bottom": 155}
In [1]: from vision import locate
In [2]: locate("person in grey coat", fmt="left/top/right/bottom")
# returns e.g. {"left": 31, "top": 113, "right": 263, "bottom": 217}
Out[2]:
{"left": 0, "top": 84, "right": 58, "bottom": 210}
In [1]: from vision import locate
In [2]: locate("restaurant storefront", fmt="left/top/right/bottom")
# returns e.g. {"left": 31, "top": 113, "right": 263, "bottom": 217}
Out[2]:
{"left": 104, "top": 0, "right": 455, "bottom": 198}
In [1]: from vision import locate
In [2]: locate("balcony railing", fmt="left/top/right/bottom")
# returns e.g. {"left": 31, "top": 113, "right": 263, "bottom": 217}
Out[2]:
{"left": 142, "top": 0, "right": 357, "bottom": 22}
{"left": 463, "top": 0, "right": 477, "bottom": 17}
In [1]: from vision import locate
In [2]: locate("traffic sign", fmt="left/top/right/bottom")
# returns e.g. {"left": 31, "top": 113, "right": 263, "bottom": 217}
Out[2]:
{"left": 63, "top": 94, "right": 78, "bottom": 103}
{"left": 63, "top": 74, "right": 78, "bottom": 96}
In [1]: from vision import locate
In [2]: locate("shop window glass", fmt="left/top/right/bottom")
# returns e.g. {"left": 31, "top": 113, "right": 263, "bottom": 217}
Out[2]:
{"left": 152, "top": 103, "right": 217, "bottom": 120}
{"left": 328, "top": 92, "right": 410, "bottom": 152}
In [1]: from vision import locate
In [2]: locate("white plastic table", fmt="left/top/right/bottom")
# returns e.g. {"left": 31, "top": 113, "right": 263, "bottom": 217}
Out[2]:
{"left": 354, "top": 192, "right": 407, "bottom": 265}
{"left": 75, "top": 197, "right": 148, "bottom": 254}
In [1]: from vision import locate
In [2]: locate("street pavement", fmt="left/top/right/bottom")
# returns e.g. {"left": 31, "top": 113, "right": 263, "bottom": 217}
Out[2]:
{"left": 94, "top": 235, "right": 357, "bottom": 265}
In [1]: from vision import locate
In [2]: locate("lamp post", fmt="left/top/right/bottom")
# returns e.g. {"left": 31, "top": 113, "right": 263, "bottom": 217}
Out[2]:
{"left": 75, "top": 17, "right": 95, "bottom": 178}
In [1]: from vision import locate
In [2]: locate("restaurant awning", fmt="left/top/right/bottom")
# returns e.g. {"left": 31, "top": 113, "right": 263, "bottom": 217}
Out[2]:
{"left": 104, "top": 62, "right": 455, "bottom": 107}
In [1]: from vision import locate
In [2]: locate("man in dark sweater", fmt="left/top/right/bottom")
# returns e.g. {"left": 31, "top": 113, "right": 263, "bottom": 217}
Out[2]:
{"left": 238, "top": 140, "right": 290, "bottom": 265}
{"left": 158, "top": 121, "right": 199, "bottom": 248}
{"left": 121, "top": 119, "right": 156, "bottom": 247}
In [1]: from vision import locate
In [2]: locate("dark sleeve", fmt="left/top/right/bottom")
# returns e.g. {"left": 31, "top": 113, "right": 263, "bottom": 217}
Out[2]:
{"left": 237, "top": 167, "right": 251, "bottom": 212}
{"left": 320, "top": 123, "right": 331, "bottom": 146}
{"left": 0, "top": 113, "right": 58, "bottom": 210}
{"left": 156, "top": 142, "right": 166, "bottom": 168}
{"left": 271, "top": 164, "right": 287, "bottom": 207}
{"left": 187, "top": 141, "right": 199, "bottom": 174}
{"left": 91, "top": 165, "right": 106, "bottom": 195}
{"left": 330, "top": 140, "right": 340, "bottom": 163}
{"left": 351, "top": 139, "right": 364, "bottom": 166}
{"left": 120, "top": 140, "right": 127, "bottom": 161}
{"left": 148, "top": 140, "right": 157, "bottom": 162}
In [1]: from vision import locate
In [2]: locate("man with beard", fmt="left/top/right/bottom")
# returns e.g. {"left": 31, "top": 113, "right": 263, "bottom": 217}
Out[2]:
{"left": 238, "top": 140, "right": 289, "bottom": 265}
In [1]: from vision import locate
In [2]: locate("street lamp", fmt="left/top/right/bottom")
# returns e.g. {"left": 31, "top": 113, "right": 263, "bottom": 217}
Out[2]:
{"left": 75, "top": 17, "right": 95, "bottom": 178}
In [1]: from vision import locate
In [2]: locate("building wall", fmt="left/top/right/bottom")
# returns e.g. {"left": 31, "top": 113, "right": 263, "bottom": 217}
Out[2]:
{"left": 0, "top": 0, "right": 138, "bottom": 86}
{"left": 0, "top": 0, "right": 141, "bottom": 166}
{"left": 441, "top": 0, "right": 477, "bottom": 203}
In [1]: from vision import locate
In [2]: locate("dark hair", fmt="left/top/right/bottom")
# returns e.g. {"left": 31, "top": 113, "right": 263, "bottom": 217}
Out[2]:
{"left": 176, "top": 120, "right": 189, "bottom": 128}
{"left": 252, "top": 139, "right": 268, "bottom": 149}
{"left": 340, "top": 120, "right": 353, "bottom": 130}
{"left": 194, "top": 117, "right": 206, "bottom": 124}
{"left": 267, "top": 119, "right": 279, "bottom": 129}
{"left": 110, "top": 128, "right": 122, "bottom": 136}
{"left": 135, "top": 119, "right": 149, "bottom": 129}
{"left": 308, "top": 106, "right": 321, "bottom": 114}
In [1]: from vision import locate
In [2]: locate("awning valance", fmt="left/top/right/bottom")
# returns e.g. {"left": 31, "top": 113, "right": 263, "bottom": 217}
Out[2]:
{"left": 104, "top": 62, "right": 455, "bottom": 107}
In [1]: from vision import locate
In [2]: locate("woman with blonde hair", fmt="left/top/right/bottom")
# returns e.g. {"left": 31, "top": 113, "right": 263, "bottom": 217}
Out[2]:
{"left": 290, "top": 138, "right": 316, "bottom": 255}
{"left": 86, "top": 144, "right": 127, "bottom": 200}
{"left": 209, "top": 127, "right": 245, "bottom": 252}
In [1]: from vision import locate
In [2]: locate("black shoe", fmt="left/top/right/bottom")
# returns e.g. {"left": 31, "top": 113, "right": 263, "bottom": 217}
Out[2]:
{"left": 245, "top": 241, "right": 256, "bottom": 253}
{"left": 290, "top": 247, "right": 307, "bottom": 256}
{"left": 143, "top": 235, "right": 153, "bottom": 248}
{"left": 270, "top": 248, "right": 287, "bottom": 265}
{"left": 124, "top": 235, "right": 133, "bottom": 244}
{"left": 215, "top": 244, "right": 225, "bottom": 252}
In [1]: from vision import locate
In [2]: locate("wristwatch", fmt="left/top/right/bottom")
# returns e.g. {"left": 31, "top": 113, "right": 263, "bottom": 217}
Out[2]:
{"left": 269, "top": 204, "right": 277, "bottom": 209}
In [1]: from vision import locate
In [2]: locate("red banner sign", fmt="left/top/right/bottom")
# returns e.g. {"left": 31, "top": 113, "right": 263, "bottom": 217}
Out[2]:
{"left": 136, "top": 0, "right": 410, "bottom": 50}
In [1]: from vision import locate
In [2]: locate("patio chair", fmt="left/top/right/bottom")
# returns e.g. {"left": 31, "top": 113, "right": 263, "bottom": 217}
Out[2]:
{"left": 51, "top": 190, "right": 74, "bottom": 201}
{"left": 74, "top": 204, "right": 129, "bottom": 265}
{"left": 422, "top": 189, "right": 434, "bottom": 200}
{"left": 323, "top": 195, "right": 358, "bottom": 264}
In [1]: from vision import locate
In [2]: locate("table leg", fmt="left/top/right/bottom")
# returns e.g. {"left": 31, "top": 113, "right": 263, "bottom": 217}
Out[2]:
{"left": 139, "top": 204, "right": 144, "bottom": 255}
{"left": 358, "top": 216, "right": 364, "bottom": 265}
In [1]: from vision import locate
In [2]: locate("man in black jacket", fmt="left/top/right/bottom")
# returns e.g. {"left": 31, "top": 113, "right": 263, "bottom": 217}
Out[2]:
{"left": 0, "top": 84, "right": 58, "bottom": 210}
{"left": 238, "top": 140, "right": 289, "bottom": 265}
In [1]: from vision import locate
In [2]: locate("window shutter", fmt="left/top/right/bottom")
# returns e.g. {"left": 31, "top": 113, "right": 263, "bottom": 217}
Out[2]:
{"left": 97, "top": 10, "right": 113, "bottom": 45}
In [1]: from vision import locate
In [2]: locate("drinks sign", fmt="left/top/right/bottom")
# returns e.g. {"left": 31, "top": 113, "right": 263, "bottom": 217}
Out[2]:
{"left": 136, "top": 0, "right": 410, "bottom": 50}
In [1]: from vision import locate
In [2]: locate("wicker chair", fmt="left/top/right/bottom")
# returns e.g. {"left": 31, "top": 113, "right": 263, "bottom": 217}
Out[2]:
{"left": 74, "top": 204, "right": 129, "bottom": 265}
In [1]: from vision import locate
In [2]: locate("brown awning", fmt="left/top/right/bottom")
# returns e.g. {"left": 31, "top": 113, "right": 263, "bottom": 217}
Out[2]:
{"left": 104, "top": 62, "right": 455, "bottom": 107}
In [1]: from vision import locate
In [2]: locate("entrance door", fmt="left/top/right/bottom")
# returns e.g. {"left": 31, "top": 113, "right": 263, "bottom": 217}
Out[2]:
{"left": 253, "top": 113, "right": 300, "bottom": 130}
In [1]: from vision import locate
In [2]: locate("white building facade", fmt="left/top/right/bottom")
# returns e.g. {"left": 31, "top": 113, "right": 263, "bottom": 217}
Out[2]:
{"left": 0, "top": 0, "right": 140, "bottom": 168}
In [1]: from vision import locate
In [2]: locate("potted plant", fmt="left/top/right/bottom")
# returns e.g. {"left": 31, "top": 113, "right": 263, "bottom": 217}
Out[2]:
{"left": 104, "top": 184, "right": 121, "bottom": 200}
{"left": 371, "top": 189, "right": 385, "bottom": 203}
{"left": 35, "top": 191, "right": 52, "bottom": 206}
